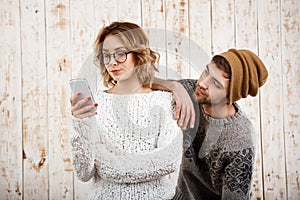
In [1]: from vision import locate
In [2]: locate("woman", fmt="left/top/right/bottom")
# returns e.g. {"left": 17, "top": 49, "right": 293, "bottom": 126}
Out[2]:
{"left": 70, "top": 21, "right": 183, "bottom": 200}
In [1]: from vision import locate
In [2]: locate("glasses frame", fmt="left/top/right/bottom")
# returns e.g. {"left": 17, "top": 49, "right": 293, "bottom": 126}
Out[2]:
{"left": 98, "top": 51, "right": 132, "bottom": 66}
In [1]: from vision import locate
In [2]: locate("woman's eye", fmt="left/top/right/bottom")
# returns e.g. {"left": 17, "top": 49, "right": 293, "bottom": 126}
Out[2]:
{"left": 115, "top": 52, "right": 125, "bottom": 58}
{"left": 103, "top": 54, "right": 110, "bottom": 58}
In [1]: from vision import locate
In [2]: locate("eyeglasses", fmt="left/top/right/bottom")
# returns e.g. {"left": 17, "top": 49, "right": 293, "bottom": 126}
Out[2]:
{"left": 99, "top": 51, "right": 132, "bottom": 66}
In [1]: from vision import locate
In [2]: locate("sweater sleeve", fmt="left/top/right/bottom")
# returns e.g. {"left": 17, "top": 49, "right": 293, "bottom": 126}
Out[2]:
{"left": 221, "top": 148, "right": 255, "bottom": 200}
{"left": 70, "top": 116, "right": 97, "bottom": 182}
{"left": 96, "top": 94, "right": 183, "bottom": 183}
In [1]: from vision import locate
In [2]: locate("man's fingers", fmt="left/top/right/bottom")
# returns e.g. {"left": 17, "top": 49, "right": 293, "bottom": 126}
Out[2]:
{"left": 175, "top": 102, "right": 181, "bottom": 119}
{"left": 189, "top": 107, "right": 195, "bottom": 128}
{"left": 182, "top": 106, "right": 190, "bottom": 130}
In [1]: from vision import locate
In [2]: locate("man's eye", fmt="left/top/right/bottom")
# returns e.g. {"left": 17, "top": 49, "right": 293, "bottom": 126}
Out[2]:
{"left": 214, "top": 81, "right": 222, "bottom": 88}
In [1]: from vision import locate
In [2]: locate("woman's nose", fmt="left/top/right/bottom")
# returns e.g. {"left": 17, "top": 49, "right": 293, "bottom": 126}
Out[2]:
{"left": 108, "top": 56, "right": 118, "bottom": 67}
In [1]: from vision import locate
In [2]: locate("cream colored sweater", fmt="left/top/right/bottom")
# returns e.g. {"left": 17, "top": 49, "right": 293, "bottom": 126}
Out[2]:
{"left": 71, "top": 91, "right": 182, "bottom": 200}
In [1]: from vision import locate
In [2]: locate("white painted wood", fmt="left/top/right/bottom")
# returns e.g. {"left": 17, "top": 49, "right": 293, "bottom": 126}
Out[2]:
{"left": 0, "top": 0, "right": 23, "bottom": 199}
{"left": 117, "top": 0, "right": 142, "bottom": 26}
{"left": 93, "top": 0, "right": 118, "bottom": 91}
{"left": 20, "top": 0, "right": 49, "bottom": 199}
{"left": 69, "top": 1, "right": 95, "bottom": 199}
{"left": 258, "top": 0, "right": 287, "bottom": 199}
{"left": 189, "top": 0, "right": 211, "bottom": 79}
{"left": 234, "top": 0, "right": 264, "bottom": 199}
{"left": 211, "top": 0, "right": 235, "bottom": 54}
{"left": 281, "top": 0, "right": 300, "bottom": 199}
{"left": 0, "top": 1, "right": 299, "bottom": 199}
{"left": 45, "top": 1, "right": 73, "bottom": 199}
{"left": 141, "top": 0, "right": 167, "bottom": 79}
{"left": 165, "top": 0, "right": 190, "bottom": 80}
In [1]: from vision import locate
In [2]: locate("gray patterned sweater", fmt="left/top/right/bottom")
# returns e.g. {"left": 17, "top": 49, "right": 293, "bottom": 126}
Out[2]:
{"left": 70, "top": 91, "right": 182, "bottom": 200}
{"left": 172, "top": 79, "right": 255, "bottom": 200}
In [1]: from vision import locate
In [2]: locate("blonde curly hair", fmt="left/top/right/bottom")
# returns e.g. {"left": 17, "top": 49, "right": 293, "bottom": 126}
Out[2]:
{"left": 94, "top": 21, "right": 159, "bottom": 87}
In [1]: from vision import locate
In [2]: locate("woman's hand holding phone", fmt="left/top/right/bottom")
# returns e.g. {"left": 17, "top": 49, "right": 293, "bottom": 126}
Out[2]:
{"left": 69, "top": 78, "right": 98, "bottom": 119}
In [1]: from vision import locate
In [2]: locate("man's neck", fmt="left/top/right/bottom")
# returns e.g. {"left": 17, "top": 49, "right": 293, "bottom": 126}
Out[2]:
{"left": 202, "top": 103, "right": 236, "bottom": 119}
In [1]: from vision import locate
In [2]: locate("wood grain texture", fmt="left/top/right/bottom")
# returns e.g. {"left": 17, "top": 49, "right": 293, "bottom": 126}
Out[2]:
{"left": 0, "top": 0, "right": 22, "bottom": 199}
{"left": 281, "top": 0, "right": 300, "bottom": 199}
{"left": 0, "top": 1, "right": 299, "bottom": 199}
{"left": 258, "top": 0, "right": 287, "bottom": 199}
{"left": 20, "top": 0, "right": 48, "bottom": 199}
{"left": 46, "top": 1, "right": 73, "bottom": 199}
{"left": 165, "top": 0, "right": 190, "bottom": 79}
{"left": 69, "top": 1, "right": 95, "bottom": 199}
{"left": 234, "top": 0, "right": 264, "bottom": 199}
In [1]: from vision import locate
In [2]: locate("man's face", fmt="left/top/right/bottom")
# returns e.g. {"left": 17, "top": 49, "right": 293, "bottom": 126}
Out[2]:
{"left": 194, "top": 62, "right": 230, "bottom": 106}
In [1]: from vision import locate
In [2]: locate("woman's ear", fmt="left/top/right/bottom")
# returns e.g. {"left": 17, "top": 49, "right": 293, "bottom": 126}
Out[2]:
{"left": 226, "top": 98, "right": 231, "bottom": 105}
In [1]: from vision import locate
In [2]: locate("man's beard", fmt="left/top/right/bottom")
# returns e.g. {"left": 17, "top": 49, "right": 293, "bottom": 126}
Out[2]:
{"left": 193, "top": 92, "right": 226, "bottom": 106}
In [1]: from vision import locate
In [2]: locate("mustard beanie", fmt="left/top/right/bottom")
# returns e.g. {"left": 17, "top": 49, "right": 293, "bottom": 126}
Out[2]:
{"left": 219, "top": 49, "right": 268, "bottom": 103}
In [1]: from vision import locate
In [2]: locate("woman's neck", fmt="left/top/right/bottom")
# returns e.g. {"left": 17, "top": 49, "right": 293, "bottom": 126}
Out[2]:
{"left": 109, "top": 75, "right": 152, "bottom": 94}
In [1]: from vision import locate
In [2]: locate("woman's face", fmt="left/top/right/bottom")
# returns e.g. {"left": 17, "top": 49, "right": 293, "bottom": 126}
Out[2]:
{"left": 102, "top": 34, "right": 136, "bottom": 82}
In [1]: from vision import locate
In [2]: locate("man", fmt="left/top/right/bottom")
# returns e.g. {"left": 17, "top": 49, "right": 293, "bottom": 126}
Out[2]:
{"left": 153, "top": 49, "right": 268, "bottom": 200}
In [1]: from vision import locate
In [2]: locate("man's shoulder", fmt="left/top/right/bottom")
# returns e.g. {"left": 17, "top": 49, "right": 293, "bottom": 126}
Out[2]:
{"left": 177, "top": 79, "right": 197, "bottom": 89}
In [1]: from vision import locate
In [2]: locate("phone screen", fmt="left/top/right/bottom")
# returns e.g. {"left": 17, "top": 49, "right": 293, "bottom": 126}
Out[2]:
{"left": 69, "top": 78, "right": 97, "bottom": 112}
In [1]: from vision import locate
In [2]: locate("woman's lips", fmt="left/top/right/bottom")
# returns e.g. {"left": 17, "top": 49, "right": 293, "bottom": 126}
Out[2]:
{"left": 110, "top": 69, "right": 121, "bottom": 74}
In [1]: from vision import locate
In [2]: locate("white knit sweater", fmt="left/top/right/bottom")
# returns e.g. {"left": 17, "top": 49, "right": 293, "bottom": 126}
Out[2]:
{"left": 71, "top": 90, "right": 183, "bottom": 200}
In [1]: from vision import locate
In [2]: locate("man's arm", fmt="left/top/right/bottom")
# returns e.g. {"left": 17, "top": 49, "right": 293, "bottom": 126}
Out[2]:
{"left": 150, "top": 77, "right": 195, "bottom": 130}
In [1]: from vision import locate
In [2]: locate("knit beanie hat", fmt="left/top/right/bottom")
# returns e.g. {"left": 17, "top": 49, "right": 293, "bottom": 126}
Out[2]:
{"left": 219, "top": 49, "right": 268, "bottom": 103}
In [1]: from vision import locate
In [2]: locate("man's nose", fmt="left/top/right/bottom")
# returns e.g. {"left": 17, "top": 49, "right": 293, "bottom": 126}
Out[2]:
{"left": 199, "top": 77, "right": 209, "bottom": 89}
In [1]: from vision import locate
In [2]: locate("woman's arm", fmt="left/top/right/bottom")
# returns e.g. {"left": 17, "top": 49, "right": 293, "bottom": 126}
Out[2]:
{"left": 70, "top": 117, "right": 97, "bottom": 182}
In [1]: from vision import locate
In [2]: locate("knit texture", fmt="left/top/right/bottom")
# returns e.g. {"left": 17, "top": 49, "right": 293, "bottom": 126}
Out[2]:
{"left": 71, "top": 90, "right": 182, "bottom": 200}
{"left": 173, "top": 79, "right": 256, "bottom": 200}
{"left": 218, "top": 49, "right": 268, "bottom": 103}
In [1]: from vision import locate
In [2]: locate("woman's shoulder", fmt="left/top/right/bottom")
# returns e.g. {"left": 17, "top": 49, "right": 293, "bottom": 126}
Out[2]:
{"left": 150, "top": 90, "right": 173, "bottom": 97}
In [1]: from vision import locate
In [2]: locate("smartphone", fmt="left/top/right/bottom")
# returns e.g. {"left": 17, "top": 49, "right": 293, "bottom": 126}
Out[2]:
{"left": 69, "top": 78, "right": 97, "bottom": 112}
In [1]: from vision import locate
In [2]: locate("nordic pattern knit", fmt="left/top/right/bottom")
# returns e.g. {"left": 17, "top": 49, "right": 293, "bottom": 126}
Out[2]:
{"left": 172, "top": 79, "right": 255, "bottom": 200}
{"left": 71, "top": 90, "right": 183, "bottom": 200}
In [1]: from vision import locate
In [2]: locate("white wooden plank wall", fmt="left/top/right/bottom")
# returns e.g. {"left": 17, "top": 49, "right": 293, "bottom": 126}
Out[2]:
{"left": 0, "top": 0, "right": 299, "bottom": 199}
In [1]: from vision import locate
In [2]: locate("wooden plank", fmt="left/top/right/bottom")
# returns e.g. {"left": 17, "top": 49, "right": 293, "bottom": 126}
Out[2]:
{"left": 45, "top": 1, "right": 73, "bottom": 199}
{"left": 281, "top": 0, "right": 300, "bottom": 199}
{"left": 165, "top": 0, "right": 190, "bottom": 80}
{"left": 94, "top": 0, "right": 118, "bottom": 30}
{"left": 258, "top": 0, "right": 287, "bottom": 199}
{"left": 20, "top": 0, "right": 49, "bottom": 199}
{"left": 189, "top": 0, "right": 211, "bottom": 79}
{"left": 141, "top": 0, "right": 167, "bottom": 79}
{"left": 70, "top": 1, "right": 95, "bottom": 199}
{"left": 93, "top": 0, "right": 118, "bottom": 91}
{"left": 211, "top": 0, "right": 235, "bottom": 54}
{"left": 0, "top": 0, "right": 23, "bottom": 199}
{"left": 117, "top": 0, "right": 142, "bottom": 26}
{"left": 234, "top": 0, "right": 264, "bottom": 199}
